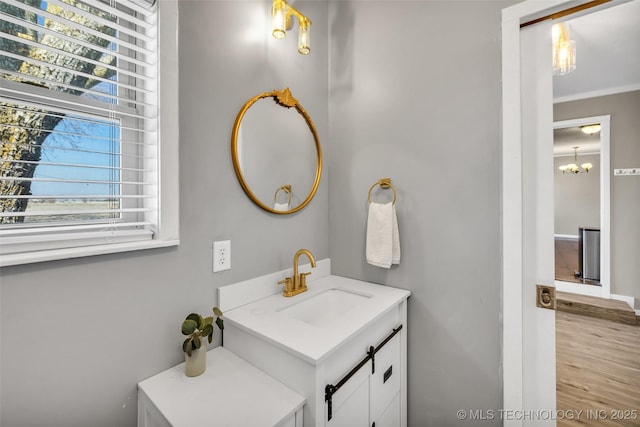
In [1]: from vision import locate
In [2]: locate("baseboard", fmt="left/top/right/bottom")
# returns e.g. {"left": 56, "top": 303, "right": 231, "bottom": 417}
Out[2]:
{"left": 555, "top": 280, "right": 602, "bottom": 297}
{"left": 556, "top": 291, "right": 637, "bottom": 326}
{"left": 610, "top": 293, "right": 636, "bottom": 311}
{"left": 554, "top": 234, "right": 579, "bottom": 240}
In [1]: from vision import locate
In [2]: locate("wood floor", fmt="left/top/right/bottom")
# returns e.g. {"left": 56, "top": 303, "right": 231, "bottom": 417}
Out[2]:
{"left": 555, "top": 238, "right": 600, "bottom": 286}
{"left": 556, "top": 310, "right": 640, "bottom": 426}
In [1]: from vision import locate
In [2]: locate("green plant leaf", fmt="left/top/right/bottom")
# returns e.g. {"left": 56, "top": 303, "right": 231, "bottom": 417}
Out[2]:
{"left": 185, "top": 313, "right": 200, "bottom": 322}
{"left": 215, "top": 317, "right": 224, "bottom": 330}
{"left": 194, "top": 336, "right": 201, "bottom": 349}
{"left": 203, "top": 316, "right": 213, "bottom": 327}
{"left": 185, "top": 339, "right": 193, "bottom": 357}
{"left": 181, "top": 319, "right": 197, "bottom": 335}
{"left": 208, "top": 333, "right": 213, "bottom": 344}
{"left": 186, "top": 313, "right": 202, "bottom": 329}
{"left": 182, "top": 338, "right": 191, "bottom": 353}
{"left": 201, "top": 324, "right": 213, "bottom": 338}
{"left": 213, "top": 307, "right": 223, "bottom": 317}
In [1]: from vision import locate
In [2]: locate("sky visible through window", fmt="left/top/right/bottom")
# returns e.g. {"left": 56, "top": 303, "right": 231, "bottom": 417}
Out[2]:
{"left": 30, "top": 111, "right": 121, "bottom": 199}
{"left": 29, "top": 1, "right": 121, "bottom": 201}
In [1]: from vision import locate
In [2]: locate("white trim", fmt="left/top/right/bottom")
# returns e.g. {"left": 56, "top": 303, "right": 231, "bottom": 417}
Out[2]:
{"left": 554, "top": 83, "right": 640, "bottom": 104}
{"left": 610, "top": 293, "right": 635, "bottom": 310}
{"left": 554, "top": 234, "right": 578, "bottom": 240}
{"left": 0, "top": 229, "right": 153, "bottom": 254}
{"left": 555, "top": 280, "right": 603, "bottom": 297}
{"left": 554, "top": 115, "right": 611, "bottom": 299}
{"left": 502, "top": 0, "right": 577, "bottom": 24}
{"left": 0, "top": 238, "right": 179, "bottom": 267}
{"left": 554, "top": 285, "right": 636, "bottom": 312}
{"left": 501, "top": 9, "right": 524, "bottom": 420}
{"left": 524, "top": 20, "right": 557, "bottom": 422}
{"left": 553, "top": 151, "right": 600, "bottom": 157}
{"left": 156, "top": 0, "right": 180, "bottom": 245}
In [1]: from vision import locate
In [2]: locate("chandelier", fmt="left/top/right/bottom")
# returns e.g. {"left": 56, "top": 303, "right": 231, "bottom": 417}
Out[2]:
{"left": 559, "top": 146, "right": 592, "bottom": 174}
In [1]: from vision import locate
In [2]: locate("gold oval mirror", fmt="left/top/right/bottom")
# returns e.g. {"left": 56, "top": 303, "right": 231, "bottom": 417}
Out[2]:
{"left": 231, "top": 88, "right": 322, "bottom": 214}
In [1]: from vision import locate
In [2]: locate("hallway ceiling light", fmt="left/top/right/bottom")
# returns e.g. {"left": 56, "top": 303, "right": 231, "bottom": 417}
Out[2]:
{"left": 271, "top": 0, "right": 312, "bottom": 55}
{"left": 581, "top": 124, "right": 601, "bottom": 135}
{"left": 559, "top": 146, "right": 592, "bottom": 174}
{"left": 552, "top": 22, "right": 576, "bottom": 75}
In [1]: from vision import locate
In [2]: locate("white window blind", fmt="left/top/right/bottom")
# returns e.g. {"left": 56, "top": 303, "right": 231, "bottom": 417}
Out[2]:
{"left": 0, "top": 0, "right": 159, "bottom": 258}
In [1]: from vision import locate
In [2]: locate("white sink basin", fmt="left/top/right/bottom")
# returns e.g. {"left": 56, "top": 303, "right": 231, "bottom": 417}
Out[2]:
{"left": 222, "top": 274, "right": 410, "bottom": 363}
{"left": 277, "top": 288, "right": 372, "bottom": 326}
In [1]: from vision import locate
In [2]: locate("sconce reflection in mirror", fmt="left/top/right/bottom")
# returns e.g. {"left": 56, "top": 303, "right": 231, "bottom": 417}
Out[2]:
{"left": 272, "top": 0, "right": 312, "bottom": 54}
{"left": 231, "top": 88, "right": 322, "bottom": 215}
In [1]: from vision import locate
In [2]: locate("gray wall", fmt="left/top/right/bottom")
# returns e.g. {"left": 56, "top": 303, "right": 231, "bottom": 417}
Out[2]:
{"left": 328, "top": 2, "right": 506, "bottom": 426}
{"left": 0, "top": 2, "right": 329, "bottom": 426}
{"left": 554, "top": 153, "right": 600, "bottom": 235}
{"left": 554, "top": 90, "right": 640, "bottom": 304}
{"left": 1, "top": 1, "right": 513, "bottom": 426}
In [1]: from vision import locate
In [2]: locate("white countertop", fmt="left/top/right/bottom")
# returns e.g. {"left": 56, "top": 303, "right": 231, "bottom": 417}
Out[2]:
{"left": 138, "top": 347, "right": 305, "bottom": 427}
{"left": 223, "top": 275, "right": 411, "bottom": 364}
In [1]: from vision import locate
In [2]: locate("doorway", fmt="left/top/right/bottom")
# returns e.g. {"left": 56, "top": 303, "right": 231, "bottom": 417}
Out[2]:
{"left": 501, "top": 0, "right": 640, "bottom": 424}
{"left": 553, "top": 115, "right": 611, "bottom": 299}
{"left": 550, "top": 5, "right": 638, "bottom": 427}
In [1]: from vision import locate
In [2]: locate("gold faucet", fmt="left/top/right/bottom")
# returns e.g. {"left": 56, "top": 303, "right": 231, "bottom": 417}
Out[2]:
{"left": 278, "top": 249, "right": 316, "bottom": 297}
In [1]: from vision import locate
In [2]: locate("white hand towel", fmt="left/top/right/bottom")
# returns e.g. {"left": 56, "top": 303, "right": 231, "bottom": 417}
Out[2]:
{"left": 366, "top": 202, "right": 401, "bottom": 268}
{"left": 274, "top": 202, "right": 290, "bottom": 212}
{"left": 391, "top": 205, "right": 401, "bottom": 265}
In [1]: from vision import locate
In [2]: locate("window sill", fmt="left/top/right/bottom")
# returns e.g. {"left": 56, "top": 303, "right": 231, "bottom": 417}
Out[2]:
{"left": 0, "top": 239, "right": 179, "bottom": 267}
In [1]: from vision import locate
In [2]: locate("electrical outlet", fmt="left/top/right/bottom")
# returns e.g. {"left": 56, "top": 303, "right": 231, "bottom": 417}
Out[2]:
{"left": 213, "top": 240, "right": 231, "bottom": 272}
{"left": 614, "top": 168, "right": 640, "bottom": 176}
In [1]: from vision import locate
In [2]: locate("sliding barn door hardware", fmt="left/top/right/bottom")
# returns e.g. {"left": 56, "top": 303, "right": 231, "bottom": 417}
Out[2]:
{"left": 324, "top": 325, "right": 402, "bottom": 421}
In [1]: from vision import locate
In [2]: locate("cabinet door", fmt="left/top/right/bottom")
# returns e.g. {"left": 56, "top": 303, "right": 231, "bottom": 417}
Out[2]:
{"left": 275, "top": 409, "right": 301, "bottom": 427}
{"left": 370, "top": 333, "right": 400, "bottom": 424}
{"left": 327, "top": 365, "right": 370, "bottom": 427}
{"left": 373, "top": 392, "right": 400, "bottom": 427}
{"left": 137, "top": 390, "right": 172, "bottom": 427}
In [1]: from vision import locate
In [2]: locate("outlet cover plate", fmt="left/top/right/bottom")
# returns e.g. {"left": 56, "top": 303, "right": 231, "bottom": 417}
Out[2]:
{"left": 213, "top": 240, "right": 231, "bottom": 272}
{"left": 614, "top": 168, "right": 640, "bottom": 176}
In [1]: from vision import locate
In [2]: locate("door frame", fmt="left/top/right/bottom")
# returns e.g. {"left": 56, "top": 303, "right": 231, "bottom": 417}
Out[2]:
{"left": 553, "top": 115, "right": 611, "bottom": 299}
{"left": 501, "top": 1, "right": 602, "bottom": 424}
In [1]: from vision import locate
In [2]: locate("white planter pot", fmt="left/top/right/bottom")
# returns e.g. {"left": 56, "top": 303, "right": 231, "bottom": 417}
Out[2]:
{"left": 184, "top": 342, "right": 207, "bottom": 377}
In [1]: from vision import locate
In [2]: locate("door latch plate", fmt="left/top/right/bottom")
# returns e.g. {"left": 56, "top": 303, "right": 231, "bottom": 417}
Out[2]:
{"left": 536, "top": 285, "right": 556, "bottom": 310}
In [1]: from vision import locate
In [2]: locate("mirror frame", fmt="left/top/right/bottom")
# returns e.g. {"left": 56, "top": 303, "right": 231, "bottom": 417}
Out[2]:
{"left": 231, "top": 88, "right": 322, "bottom": 215}
{"left": 553, "top": 115, "right": 611, "bottom": 299}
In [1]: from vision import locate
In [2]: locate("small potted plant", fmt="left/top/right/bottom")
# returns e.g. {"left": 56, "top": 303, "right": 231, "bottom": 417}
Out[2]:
{"left": 181, "top": 307, "right": 224, "bottom": 377}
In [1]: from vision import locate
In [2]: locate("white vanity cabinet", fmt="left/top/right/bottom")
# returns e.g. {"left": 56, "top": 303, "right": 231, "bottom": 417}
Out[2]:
{"left": 222, "top": 275, "right": 410, "bottom": 427}
{"left": 137, "top": 347, "right": 305, "bottom": 427}
{"left": 328, "top": 330, "right": 402, "bottom": 427}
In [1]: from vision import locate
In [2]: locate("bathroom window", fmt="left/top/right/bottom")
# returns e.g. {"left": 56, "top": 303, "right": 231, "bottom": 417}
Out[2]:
{"left": 0, "top": 0, "right": 179, "bottom": 265}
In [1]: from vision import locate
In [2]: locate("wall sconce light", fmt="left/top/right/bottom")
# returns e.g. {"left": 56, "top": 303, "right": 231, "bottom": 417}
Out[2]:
{"left": 271, "top": 0, "right": 312, "bottom": 54}
{"left": 552, "top": 22, "right": 576, "bottom": 75}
